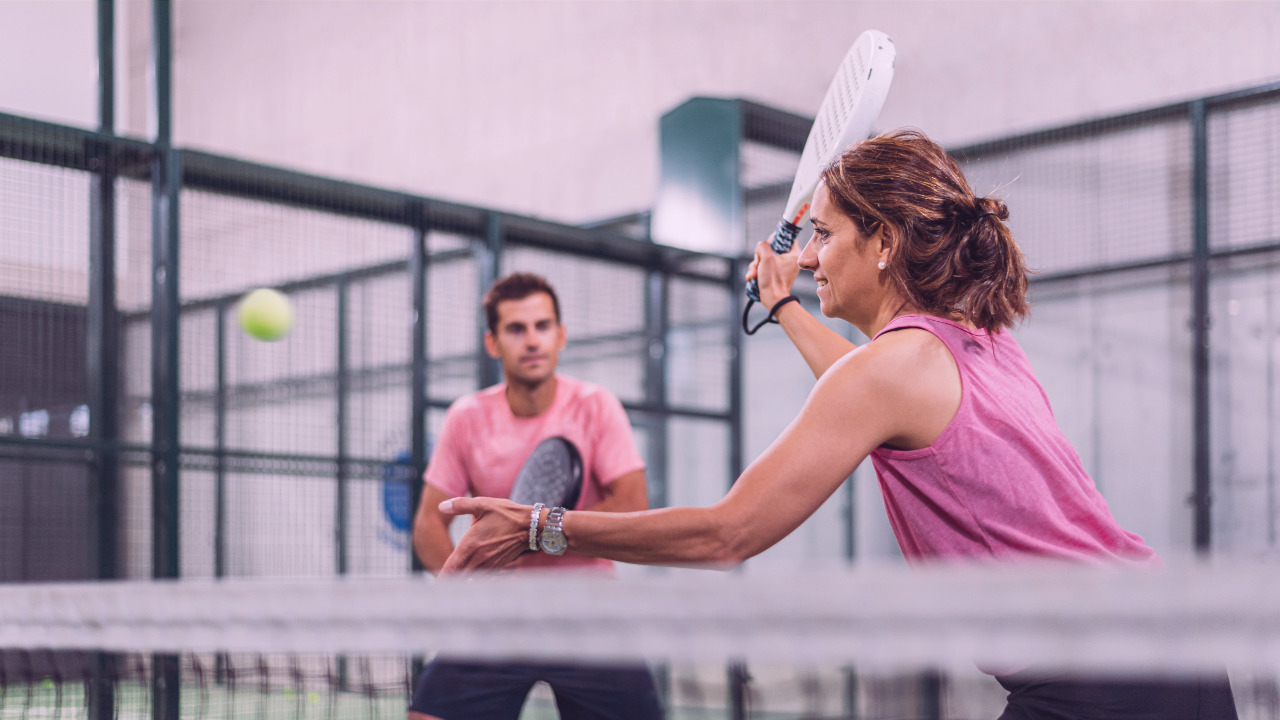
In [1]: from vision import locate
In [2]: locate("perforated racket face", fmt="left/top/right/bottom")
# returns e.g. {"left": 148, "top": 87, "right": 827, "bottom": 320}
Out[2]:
{"left": 783, "top": 30, "right": 896, "bottom": 225}
{"left": 811, "top": 40, "right": 877, "bottom": 161}
{"left": 508, "top": 437, "right": 583, "bottom": 509}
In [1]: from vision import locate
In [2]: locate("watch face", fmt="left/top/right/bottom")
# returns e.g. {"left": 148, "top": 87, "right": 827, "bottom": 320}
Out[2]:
{"left": 541, "top": 530, "right": 567, "bottom": 555}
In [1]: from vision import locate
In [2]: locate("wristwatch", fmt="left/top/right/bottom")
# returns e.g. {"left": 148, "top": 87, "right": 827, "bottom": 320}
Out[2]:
{"left": 540, "top": 506, "right": 568, "bottom": 555}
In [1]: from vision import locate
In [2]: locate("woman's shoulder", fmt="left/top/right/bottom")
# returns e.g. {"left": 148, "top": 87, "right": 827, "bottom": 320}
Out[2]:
{"left": 825, "top": 323, "right": 961, "bottom": 412}
{"left": 868, "top": 321, "right": 955, "bottom": 366}
{"left": 874, "top": 313, "right": 982, "bottom": 340}
{"left": 827, "top": 326, "right": 947, "bottom": 386}
{"left": 805, "top": 326, "right": 960, "bottom": 452}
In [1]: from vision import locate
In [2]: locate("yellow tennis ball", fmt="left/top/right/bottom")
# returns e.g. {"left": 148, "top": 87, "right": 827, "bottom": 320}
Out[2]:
{"left": 237, "top": 288, "right": 294, "bottom": 341}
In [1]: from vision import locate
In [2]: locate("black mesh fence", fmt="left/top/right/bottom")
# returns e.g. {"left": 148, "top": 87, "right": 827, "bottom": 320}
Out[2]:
{"left": 0, "top": 111, "right": 740, "bottom": 590}
{"left": 943, "top": 87, "right": 1280, "bottom": 558}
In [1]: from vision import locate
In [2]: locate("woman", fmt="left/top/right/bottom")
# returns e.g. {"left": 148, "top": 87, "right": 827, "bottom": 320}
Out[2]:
{"left": 439, "top": 130, "right": 1237, "bottom": 719}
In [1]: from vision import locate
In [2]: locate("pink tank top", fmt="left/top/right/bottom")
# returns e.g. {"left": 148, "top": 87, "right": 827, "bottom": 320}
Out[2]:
{"left": 869, "top": 315, "right": 1158, "bottom": 566}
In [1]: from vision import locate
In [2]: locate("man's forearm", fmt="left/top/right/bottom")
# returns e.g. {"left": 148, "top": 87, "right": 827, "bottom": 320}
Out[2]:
{"left": 588, "top": 493, "right": 645, "bottom": 514}
{"left": 414, "top": 523, "right": 455, "bottom": 575}
{"left": 584, "top": 470, "right": 649, "bottom": 514}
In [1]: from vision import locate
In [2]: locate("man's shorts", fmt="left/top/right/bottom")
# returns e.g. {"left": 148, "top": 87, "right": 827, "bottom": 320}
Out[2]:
{"left": 409, "top": 657, "right": 664, "bottom": 720}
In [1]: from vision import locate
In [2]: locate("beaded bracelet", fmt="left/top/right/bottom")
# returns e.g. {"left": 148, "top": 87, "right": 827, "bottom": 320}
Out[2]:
{"left": 528, "top": 503, "right": 545, "bottom": 551}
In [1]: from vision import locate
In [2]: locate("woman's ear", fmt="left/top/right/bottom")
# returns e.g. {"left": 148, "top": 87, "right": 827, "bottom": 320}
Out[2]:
{"left": 872, "top": 225, "right": 892, "bottom": 266}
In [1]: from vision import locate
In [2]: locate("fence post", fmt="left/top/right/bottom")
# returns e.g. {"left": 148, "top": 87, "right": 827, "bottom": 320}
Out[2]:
{"left": 87, "top": 3, "right": 119, "bottom": 720}
{"left": 1190, "top": 99, "right": 1213, "bottom": 554}
{"left": 149, "top": 1, "right": 181, "bottom": 718}
{"left": 476, "top": 214, "right": 503, "bottom": 388}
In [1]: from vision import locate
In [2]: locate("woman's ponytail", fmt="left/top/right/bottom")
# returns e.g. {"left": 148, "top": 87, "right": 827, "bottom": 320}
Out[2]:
{"left": 954, "top": 197, "right": 1028, "bottom": 334}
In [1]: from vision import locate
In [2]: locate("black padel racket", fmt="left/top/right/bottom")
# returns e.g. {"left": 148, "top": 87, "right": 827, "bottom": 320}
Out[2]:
{"left": 509, "top": 436, "right": 584, "bottom": 510}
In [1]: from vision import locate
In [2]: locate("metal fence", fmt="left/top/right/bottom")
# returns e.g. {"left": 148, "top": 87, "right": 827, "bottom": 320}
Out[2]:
{"left": 0, "top": 111, "right": 744, "bottom": 587}
{"left": 955, "top": 83, "right": 1280, "bottom": 558}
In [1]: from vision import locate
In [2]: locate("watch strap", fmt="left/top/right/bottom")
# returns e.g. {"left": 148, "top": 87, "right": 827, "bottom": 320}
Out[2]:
{"left": 547, "top": 506, "right": 566, "bottom": 532}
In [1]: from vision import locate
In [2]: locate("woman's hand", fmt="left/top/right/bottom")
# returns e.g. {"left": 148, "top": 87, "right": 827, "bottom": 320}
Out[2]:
{"left": 746, "top": 237, "right": 803, "bottom": 309}
{"left": 438, "top": 497, "right": 533, "bottom": 575}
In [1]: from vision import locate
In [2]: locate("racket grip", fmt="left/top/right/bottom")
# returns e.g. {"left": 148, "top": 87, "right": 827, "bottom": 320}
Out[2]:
{"left": 771, "top": 218, "right": 801, "bottom": 254}
{"left": 745, "top": 219, "right": 803, "bottom": 301}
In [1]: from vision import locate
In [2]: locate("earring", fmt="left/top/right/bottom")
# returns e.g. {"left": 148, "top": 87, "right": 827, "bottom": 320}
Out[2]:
{"left": 877, "top": 261, "right": 886, "bottom": 270}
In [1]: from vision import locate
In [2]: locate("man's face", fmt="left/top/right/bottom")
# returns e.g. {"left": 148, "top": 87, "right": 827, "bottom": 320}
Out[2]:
{"left": 484, "top": 292, "right": 565, "bottom": 387}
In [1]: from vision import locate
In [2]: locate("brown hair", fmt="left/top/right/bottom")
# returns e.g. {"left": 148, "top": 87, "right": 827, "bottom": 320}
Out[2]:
{"left": 818, "top": 129, "right": 1030, "bottom": 333}
{"left": 483, "top": 272, "right": 562, "bottom": 333}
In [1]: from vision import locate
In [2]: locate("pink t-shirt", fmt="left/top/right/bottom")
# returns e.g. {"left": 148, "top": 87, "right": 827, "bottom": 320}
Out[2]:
{"left": 426, "top": 375, "right": 645, "bottom": 572}
{"left": 869, "top": 315, "right": 1158, "bottom": 566}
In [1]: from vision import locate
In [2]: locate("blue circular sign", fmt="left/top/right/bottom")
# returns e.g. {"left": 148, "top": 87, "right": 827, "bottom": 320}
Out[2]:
{"left": 381, "top": 450, "right": 414, "bottom": 533}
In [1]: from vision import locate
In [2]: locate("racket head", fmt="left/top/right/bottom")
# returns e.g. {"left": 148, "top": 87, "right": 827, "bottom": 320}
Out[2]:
{"left": 782, "top": 30, "right": 896, "bottom": 230}
{"left": 508, "top": 436, "right": 584, "bottom": 509}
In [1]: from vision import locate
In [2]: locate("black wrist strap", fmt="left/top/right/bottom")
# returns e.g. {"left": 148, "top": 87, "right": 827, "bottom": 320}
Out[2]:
{"left": 743, "top": 294, "right": 800, "bottom": 335}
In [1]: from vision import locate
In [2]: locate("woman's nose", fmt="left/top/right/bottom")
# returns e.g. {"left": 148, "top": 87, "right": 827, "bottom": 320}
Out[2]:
{"left": 797, "top": 239, "right": 816, "bottom": 270}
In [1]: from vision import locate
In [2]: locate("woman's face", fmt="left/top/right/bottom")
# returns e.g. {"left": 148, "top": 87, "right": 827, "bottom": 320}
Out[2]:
{"left": 797, "top": 182, "right": 889, "bottom": 324}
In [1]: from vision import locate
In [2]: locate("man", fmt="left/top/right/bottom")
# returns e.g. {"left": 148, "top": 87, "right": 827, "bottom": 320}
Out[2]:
{"left": 409, "top": 272, "right": 663, "bottom": 720}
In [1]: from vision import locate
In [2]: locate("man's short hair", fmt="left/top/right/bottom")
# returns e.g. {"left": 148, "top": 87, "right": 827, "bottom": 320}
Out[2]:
{"left": 483, "top": 272, "right": 562, "bottom": 334}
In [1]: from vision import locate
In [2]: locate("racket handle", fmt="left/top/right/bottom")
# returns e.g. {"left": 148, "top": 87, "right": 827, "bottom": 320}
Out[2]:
{"left": 745, "top": 218, "right": 802, "bottom": 301}
{"left": 771, "top": 218, "right": 802, "bottom": 254}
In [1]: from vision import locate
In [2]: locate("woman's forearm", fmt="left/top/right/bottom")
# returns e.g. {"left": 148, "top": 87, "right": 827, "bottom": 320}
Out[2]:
{"left": 559, "top": 505, "right": 749, "bottom": 567}
{"left": 773, "top": 302, "right": 857, "bottom": 378}
{"left": 440, "top": 363, "right": 885, "bottom": 576}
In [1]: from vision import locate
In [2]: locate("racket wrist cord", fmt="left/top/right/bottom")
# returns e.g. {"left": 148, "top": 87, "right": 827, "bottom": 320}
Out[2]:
{"left": 743, "top": 294, "right": 801, "bottom": 335}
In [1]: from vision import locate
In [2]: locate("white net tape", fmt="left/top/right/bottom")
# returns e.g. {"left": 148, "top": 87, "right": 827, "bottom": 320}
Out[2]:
{"left": 3, "top": 558, "right": 1279, "bottom": 675}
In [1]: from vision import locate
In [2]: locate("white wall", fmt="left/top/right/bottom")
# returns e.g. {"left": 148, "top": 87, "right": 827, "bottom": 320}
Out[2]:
{"left": 0, "top": 1, "right": 96, "bottom": 126}
{"left": 4, "top": 1, "right": 1276, "bottom": 224}
{"left": 115, "top": 0, "right": 1280, "bottom": 226}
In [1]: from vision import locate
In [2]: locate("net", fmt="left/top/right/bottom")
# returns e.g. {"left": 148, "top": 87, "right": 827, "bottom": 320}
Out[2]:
{"left": 3, "top": 559, "right": 1280, "bottom": 719}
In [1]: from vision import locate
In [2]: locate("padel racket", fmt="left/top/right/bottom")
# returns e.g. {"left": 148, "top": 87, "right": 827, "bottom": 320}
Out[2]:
{"left": 509, "top": 437, "right": 583, "bottom": 510}
{"left": 744, "top": 30, "right": 896, "bottom": 324}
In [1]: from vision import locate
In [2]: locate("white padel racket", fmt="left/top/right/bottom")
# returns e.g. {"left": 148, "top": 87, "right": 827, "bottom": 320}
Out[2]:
{"left": 744, "top": 30, "right": 896, "bottom": 332}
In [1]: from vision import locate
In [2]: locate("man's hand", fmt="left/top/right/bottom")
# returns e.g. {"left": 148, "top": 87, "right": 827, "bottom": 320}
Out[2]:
{"left": 438, "top": 497, "right": 534, "bottom": 575}
{"left": 746, "top": 237, "right": 803, "bottom": 309}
